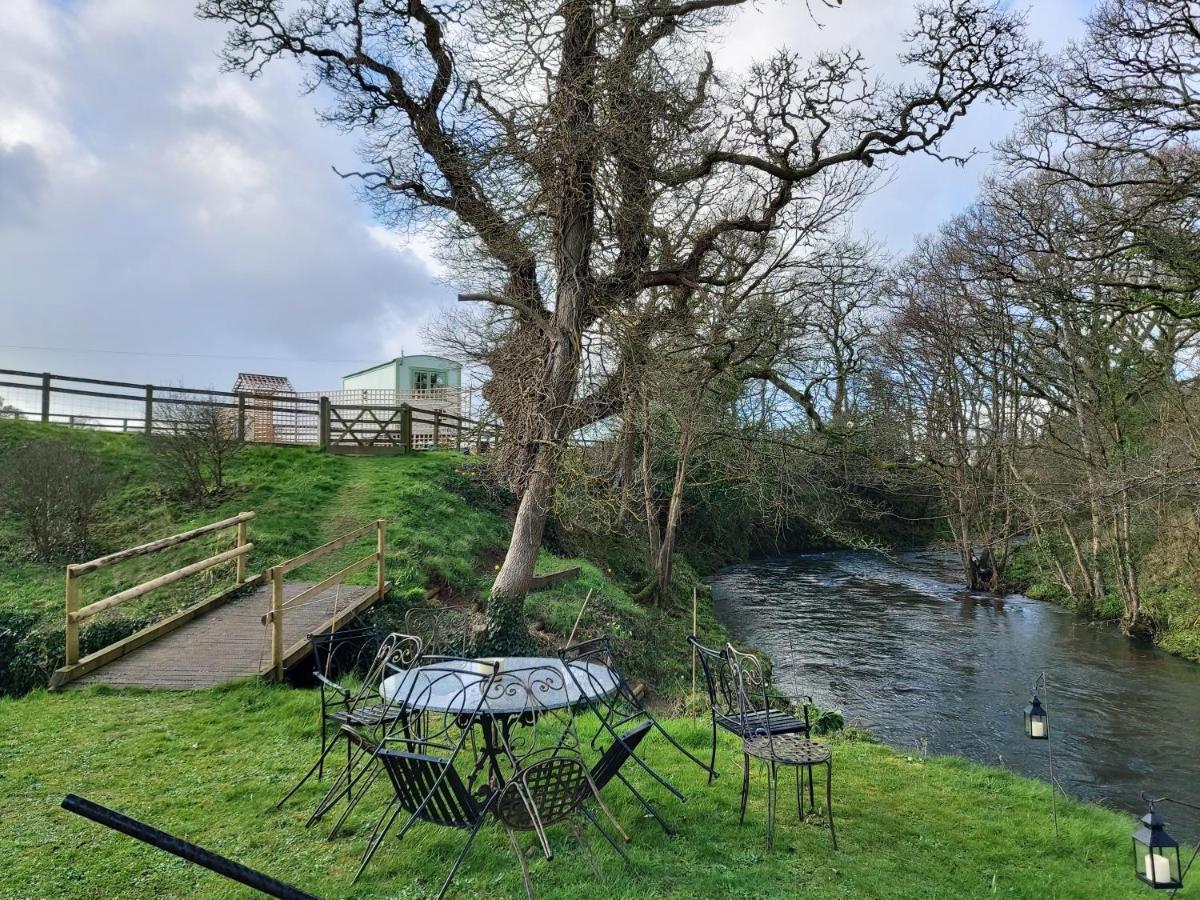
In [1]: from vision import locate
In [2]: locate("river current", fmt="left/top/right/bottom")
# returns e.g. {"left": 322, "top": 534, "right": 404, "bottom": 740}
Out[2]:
{"left": 710, "top": 549, "right": 1200, "bottom": 840}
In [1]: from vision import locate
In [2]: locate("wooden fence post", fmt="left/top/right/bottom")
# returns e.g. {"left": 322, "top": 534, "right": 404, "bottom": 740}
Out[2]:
{"left": 143, "top": 385, "right": 154, "bottom": 436}
{"left": 455, "top": 413, "right": 463, "bottom": 451}
{"left": 270, "top": 566, "right": 284, "bottom": 680}
{"left": 376, "top": 519, "right": 386, "bottom": 600}
{"left": 236, "top": 394, "right": 246, "bottom": 442}
{"left": 400, "top": 404, "right": 412, "bottom": 453}
{"left": 433, "top": 410, "right": 441, "bottom": 448}
{"left": 65, "top": 567, "right": 81, "bottom": 667}
{"left": 318, "top": 397, "right": 330, "bottom": 451}
{"left": 235, "top": 516, "right": 248, "bottom": 585}
{"left": 41, "top": 372, "right": 51, "bottom": 423}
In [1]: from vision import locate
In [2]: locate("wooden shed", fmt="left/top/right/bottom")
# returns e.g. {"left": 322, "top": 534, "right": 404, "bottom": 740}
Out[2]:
{"left": 232, "top": 373, "right": 296, "bottom": 443}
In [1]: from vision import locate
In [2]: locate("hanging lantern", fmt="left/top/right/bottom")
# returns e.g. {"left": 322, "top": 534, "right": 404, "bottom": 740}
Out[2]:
{"left": 1023, "top": 694, "right": 1048, "bottom": 740}
{"left": 1132, "top": 803, "right": 1183, "bottom": 890}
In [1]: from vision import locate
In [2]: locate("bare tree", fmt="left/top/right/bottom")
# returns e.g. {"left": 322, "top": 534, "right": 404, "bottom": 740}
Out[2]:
{"left": 200, "top": 0, "right": 1033, "bottom": 648}
{"left": 0, "top": 396, "right": 22, "bottom": 420}
{"left": 151, "top": 396, "right": 245, "bottom": 502}
{"left": 1005, "top": 0, "right": 1200, "bottom": 304}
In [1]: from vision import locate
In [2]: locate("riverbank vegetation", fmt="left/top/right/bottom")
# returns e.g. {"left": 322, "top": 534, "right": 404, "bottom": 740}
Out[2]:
{"left": 0, "top": 681, "right": 1146, "bottom": 898}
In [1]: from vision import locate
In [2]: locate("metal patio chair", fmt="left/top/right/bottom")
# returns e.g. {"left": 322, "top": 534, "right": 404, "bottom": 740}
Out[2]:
{"left": 487, "top": 663, "right": 632, "bottom": 898}
{"left": 727, "top": 644, "right": 836, "bottom": 850}
{"left": 308, "top": 624, "right": 380, "bottom": 777}
{"left": 560, "top": 636, "right": 714, "bottom": 798}
{"left": 688, "top": 634, "right": 810, "bottom": 784}
{"left": 366, "top": 741, "right": 497, "bottom": 900}
{"left": 588, "top": 721, "right": 674, "bottom": 835}
{"left": 404, "top": 605, "right": 473, "bottom": 657}
{"left": 353, "top": 657, "right": 500, "bottom": 880}
{"left": 290, "top": 632, "right": 423, "bottom": 821}
{"left": 495, "top": 753, "right": 630, "bottom": 899}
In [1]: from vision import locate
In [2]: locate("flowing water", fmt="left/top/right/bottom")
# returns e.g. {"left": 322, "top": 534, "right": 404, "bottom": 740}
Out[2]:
{"left": 709, "top": 550, "right": 1200, "bottom": 840}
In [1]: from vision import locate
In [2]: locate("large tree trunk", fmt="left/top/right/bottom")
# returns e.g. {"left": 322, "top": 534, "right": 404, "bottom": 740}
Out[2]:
{"left": 484, "top": 0, "right": 596, "bottom": 651}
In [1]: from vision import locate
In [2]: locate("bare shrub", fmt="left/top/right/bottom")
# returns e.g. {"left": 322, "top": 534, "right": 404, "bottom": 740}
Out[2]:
{"left": 0, "top": 441, "right": 109, "bottom": 561}
{"left": 150, "top": 395, "right": 244, "bottom": 502}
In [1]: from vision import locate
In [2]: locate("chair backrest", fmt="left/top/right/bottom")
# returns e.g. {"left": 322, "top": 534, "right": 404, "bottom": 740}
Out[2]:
{"left": 348, "top": 632, "right": 424, "bottom": 711}
{"left": 404, "top": 606, "right": 472, "bottom": 657}
{"left": 688, "top": 635, "right": 739, "bottom": 718}
{"left": 725, "top": 645, "right": 775, "bottom": 742}
{"left": 308, "top": 624, "right": 380, "bottom": 684}
{"left": 376, "top": 748, "right": 485, "bottom": 829}
{"left": 485, "top": 663, "right": 583, "bottom": 768}
{"left": 589, "top": 722, "right": 652, "bottom": 791}
{"left": 382, "top": 656, "right": 499, "bottom": 757}
{"left": 559, "top": 636, "right": 643, "bottom": 720}
{"left": 495, "top": 754, "right": 591, "bottom": 831}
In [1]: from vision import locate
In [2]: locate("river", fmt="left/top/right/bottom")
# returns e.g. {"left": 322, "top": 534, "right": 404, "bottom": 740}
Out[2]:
{"left": 709, "top": 549, "right": 1200, "bottom": 841}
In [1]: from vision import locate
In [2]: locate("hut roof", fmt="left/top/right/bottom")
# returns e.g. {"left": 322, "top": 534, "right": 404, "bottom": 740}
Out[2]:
{"left": 232, "top": 373, "right": 295, "bottom": 394}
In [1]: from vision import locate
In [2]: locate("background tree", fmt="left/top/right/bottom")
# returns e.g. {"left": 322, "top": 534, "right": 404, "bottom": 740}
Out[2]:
{"left": 201, "top": 0, "right": 1033, "bottom": 648}
{"left": 151, "top": 394, "right": 245, "bottom": 503}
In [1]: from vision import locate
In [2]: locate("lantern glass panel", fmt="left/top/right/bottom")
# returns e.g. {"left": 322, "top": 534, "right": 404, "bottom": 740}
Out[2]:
{"left": 1023, "top": 698, "right": 1048, "bottom": 739}
{"left": 1133, "top": 818, "right": 1183, "bottom": 890}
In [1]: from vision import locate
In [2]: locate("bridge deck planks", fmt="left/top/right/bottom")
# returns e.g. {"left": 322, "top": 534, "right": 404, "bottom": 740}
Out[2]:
{"left": 70, "top": 580, "right": 374, "bottom": 690}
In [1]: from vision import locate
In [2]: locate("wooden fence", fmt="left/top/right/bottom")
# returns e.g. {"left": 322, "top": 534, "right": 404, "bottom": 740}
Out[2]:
{"left": 51, "top": 512, "right": 257, "bottom": 688}
{"left": 0, "top": 368, "right": 501, "bottom": 452}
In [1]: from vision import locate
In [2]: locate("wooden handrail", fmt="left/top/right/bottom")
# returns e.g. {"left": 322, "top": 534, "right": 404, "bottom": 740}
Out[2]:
{"left": 276, "top": 520, "right": 378, "bottom": 575}
{"left": 69, "top": 512, "right": 256, "bottom": 575}
{"left": 63, "top": 512, "right": 255, "bottom": 667}
{"left": 267, "top": 519, "right": 386, "bottom": 679}
{"left": 261, "top": 553, "right": 376, "bottom": 624}
{"left": 71, "top": 544, "right": 254, "bottom": 623}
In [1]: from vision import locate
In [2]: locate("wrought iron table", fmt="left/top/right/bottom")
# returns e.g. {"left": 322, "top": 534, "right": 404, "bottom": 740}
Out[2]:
{"left": 378, "top": 656, "right": 618, "bottom": 785}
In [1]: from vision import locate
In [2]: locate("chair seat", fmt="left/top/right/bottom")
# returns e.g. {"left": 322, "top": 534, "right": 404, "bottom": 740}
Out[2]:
{"left": 716, "top": 709, "right": 808, "bottom": 738}
{"left": 743, "top": 733, "right": 830, "bottom": 765}
{"left": 330, "top": 704, "right": 402, "bottom": 728}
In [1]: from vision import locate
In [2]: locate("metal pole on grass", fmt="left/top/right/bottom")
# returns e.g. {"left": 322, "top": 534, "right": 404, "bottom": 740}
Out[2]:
{"left": 61, "top": 794, "right": 318, "bottom": 900}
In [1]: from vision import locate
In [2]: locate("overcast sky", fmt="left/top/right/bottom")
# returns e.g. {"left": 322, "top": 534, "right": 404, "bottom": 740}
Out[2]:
{"left": 0, "top": 0, "right": 1093, "bottom": 392}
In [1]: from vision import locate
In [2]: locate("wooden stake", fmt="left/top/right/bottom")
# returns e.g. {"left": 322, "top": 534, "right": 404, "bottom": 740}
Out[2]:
{"left": 566, "top": 589, "right": 593, "bottom": 648}
{"left": 65, "top": 568, "right": 81, "bottom": 667}
{"left": 691, "top": 586, "right": 698, "bottom": 723}
{"left": 235, "top": 518, "right": 248, "bottom": 585}
{"left": 376, "top": 519, "right": 386, "bottom": 600}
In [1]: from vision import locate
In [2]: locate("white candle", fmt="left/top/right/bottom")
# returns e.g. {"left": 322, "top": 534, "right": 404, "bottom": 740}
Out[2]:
{"left": 1030, "top": 718, "right": 1046, "bottom": 738}
{"left": 1144, "top": 852, "right": 1172, "bottom": 884}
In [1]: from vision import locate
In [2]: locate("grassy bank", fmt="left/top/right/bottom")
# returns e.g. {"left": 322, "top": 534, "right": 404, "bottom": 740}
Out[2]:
{"left": 0, "top": 421, "right": 720, "bottom": 696}
{"left": 0, "top": 681, "right": 1145, "bottom": 899}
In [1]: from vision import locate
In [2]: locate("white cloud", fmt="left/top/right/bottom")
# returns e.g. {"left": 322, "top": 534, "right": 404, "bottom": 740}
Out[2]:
{"left": 366, "top": 224, "right": 450, "bottom": 280}
{"left": 177, "top": 66, "right": 268, "bottom": 123}
{"left": 0, "top": 0, "right": 454, "bottom": 390}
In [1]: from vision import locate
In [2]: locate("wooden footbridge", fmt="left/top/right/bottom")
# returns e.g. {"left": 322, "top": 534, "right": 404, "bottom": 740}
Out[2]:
{"left": 49, "top": 513, "right": 391, "bottom": 691}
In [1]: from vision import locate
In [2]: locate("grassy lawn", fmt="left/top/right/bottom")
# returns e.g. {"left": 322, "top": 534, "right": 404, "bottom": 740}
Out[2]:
{"left": 0, "top": 682, "right": 1143, "bottom": 899}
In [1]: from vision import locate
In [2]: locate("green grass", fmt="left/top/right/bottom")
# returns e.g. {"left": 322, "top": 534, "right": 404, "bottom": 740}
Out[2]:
{"left": 0, "top": 420, "right": 509, "bottom": 624}
{"left": 0, "top": 681, "right": 1145, "bottom": 899}
{"left": 0, "top": 421, "right": 721, "bottom": 696}
{"left": 0, "top": 422, "right": 513, "bottom": 693}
